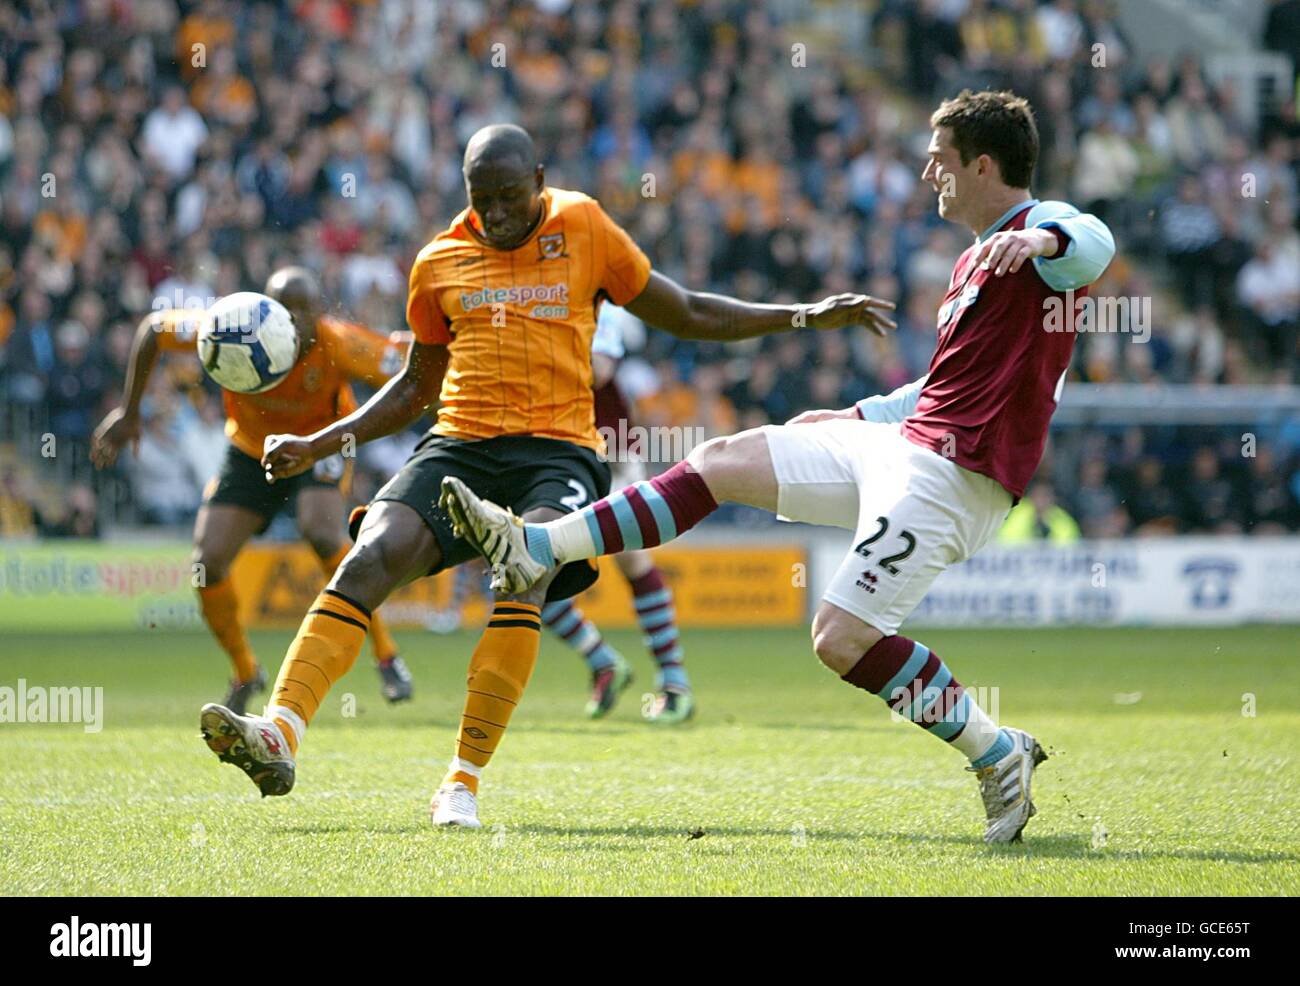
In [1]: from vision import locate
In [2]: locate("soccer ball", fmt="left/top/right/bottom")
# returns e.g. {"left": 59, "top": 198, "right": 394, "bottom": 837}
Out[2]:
{"left": 197, "top": 292, "right": 299, "bottom": 394}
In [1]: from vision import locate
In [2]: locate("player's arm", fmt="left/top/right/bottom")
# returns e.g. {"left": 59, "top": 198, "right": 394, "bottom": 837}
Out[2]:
{"left": 262, "top": 340, "right": 448, "bottom": 481}
{"left": 591, "top": 201, "right": 895, "bottom": 341}
{"left": 265, "top": 254, "right": 451, "bottom": 481}
{"left": 624, "top": 271, "right": 897, "bottom": 342}
{"left": 971, "top": 201, "right": 1116, "bottom": 286}
{"left": 333, "top": 322, "right": 411, "bottom": 387}
{"left": 787, "top": 375, "right": 927, "bottom": 426}
{"left": 90, "top": 312, "right": 178, "bottom": 467}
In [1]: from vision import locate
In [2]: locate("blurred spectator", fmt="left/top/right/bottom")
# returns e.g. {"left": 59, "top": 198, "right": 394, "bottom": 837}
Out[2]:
{"left": 127, "top": 395, "right": 203, "bottom": 526}
{"left": 36, "top": 482, "right": 100, "bottom": 539}
{"left": 1073, "top": 118, "right": 1138, "bottom": 226}
{"left": 999, "top": 483, "right": 1082, "bottom": 543}
{"left": 139, "top": 86, "right": 208, "bottom": 183}
{"left": 182, "top": 394, "right": 229, "bottom": 488}
{"left": 1181, "top": 446, "right": 1245, "bottom": 533}
{"left": 1166, "top": 73, "right": 1229, "bottom": 171}
{"left": 1159, "top": 176, "right": 1220, "bottom": 310}
{"left": 1123, "top": 457, "right": 1182, "bottom": 535}
{"left": 1071, "top": 456, "right": 1127, "bottom": 538}
{"left": 0, "top": 460, "right": 36, "bottom": 538}
{"left": 1236, "top": 241, "right": 1300, "bottom": 373}
{"left": 1244, "top": 446, "right": 1300, "bottom": 533}
{"left": 45, "top": 320, "right": 105, "bottom": 444}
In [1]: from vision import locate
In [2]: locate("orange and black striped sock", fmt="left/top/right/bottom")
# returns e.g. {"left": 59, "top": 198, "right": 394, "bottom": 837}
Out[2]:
{"left": 318, "top": 547, "right": 399, "bottom": 663}
{"left": 265, "top": 588, "right": 370, "bottom": 754}
{"left": 197, "top": 578, "right": 259, "bottom": 683}
{"left": 443, "top": 602, "right": 542, "bottom": 794}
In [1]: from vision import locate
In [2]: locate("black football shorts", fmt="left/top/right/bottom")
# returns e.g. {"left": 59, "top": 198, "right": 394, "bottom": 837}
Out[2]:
{"left": 363, "top": 432, "right": 611, "bottom": 602}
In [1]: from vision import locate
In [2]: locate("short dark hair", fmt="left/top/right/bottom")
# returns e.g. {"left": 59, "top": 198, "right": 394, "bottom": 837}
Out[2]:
{"left": 930, "top": 89, "right": 1038, "bottom": 189}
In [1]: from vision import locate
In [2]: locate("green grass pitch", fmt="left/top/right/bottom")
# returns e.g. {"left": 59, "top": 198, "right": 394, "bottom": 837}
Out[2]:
{"left": 1, "top": 625, "right": 1297, "bottom": 895}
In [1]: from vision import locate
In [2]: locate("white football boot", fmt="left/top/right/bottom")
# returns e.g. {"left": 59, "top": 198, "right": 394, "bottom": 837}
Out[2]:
{"left": 970, "top": 726, "right": 1048, "bottom": 843}
{"left": 439, "top": 476, "right": 548, "bottom": 594}
{"left": 429, "top": 781, "right": 483, "bottom": 829}
{"left": 199, "top": 703, "right": 296, "bottom": 797}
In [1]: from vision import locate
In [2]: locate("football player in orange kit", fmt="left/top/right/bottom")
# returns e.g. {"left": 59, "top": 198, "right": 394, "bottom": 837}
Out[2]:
{"left": 91, "top": 267, "right": 413, "bottom": 713}
{"left": 197, "top": 125, "right": 895, "bottom": 826}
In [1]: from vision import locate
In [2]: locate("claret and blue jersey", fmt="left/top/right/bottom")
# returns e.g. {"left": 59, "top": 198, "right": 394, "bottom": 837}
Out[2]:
{"left": 857, "top": 199, "right": 1116, "bottom": 499}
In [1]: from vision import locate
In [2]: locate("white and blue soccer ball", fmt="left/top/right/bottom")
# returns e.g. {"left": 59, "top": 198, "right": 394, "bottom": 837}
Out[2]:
{"left": 197, "top": 292, "right": 299, "bottom": 394}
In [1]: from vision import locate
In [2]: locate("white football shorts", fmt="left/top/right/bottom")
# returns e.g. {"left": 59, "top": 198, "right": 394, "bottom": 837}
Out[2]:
{"left": 762, "top": 418, "right": 1013, "bottom": 635}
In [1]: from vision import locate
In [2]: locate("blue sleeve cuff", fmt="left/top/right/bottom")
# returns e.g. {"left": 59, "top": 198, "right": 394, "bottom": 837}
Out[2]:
{"left": 855, "top": 376, "right": 925, "bottom": 424}
{"left": 1026, "top": 201, "right": 1116, "bottom": 292}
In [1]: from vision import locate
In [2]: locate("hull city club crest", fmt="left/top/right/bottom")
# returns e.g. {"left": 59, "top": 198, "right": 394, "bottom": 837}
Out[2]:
{"left": 538, "top": 232, "right": 566, "bottom": 259}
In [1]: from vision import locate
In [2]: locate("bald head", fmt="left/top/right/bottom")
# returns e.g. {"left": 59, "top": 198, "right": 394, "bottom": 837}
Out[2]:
{"left": 265, "top": 266, "right": 319, "bottom": 309}
{"left": 264, "top": 266, "right": 321, "bottom": 350}
{"left": 464, "top": 124, "right": 538, "bottom": 178}
{"left": 463, "top": 124, "right": 545, "bottom": 250}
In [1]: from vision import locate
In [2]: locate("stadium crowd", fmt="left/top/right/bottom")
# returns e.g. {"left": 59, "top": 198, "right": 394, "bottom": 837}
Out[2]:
{"left": 1, "top": 0, "right": 1299, "bottom": 540}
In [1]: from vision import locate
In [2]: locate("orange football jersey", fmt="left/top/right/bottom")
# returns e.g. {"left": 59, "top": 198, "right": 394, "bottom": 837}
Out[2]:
{"left": 406, "top": 187, "right": 652, "bottom": 450}
{"left": 153, "top": 310, "right": 405, "bottom": 459}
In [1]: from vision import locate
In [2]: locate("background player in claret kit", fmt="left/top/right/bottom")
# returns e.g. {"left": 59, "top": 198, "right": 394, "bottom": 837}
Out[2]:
{"left": 444, "top": 91, "right": 1117, "bottom": 843}
{"left": 196, "top": 123, "right": 894, "bottom": 825}
{"left": 540, "top": 301, "right": 694, "bottom": 723}
{"left": 91, "top": 267, "right": 413, "bottom": 712}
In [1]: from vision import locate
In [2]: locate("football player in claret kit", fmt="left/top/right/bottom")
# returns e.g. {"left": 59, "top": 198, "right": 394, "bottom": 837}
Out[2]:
{"left": 197, "top": 123, "right": 895, "bottom": 824}
{"left": 539, "top": 301, "right": 695, "bottom": 723}
{"left": 91, "top": 267, "right": 414, "bottom": 712}
{"left": 444, "top": 91, "right": 1117, "bottom": 843}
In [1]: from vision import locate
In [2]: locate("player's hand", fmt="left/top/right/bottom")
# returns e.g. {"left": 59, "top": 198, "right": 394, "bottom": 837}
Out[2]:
{"left": 262, "top": 434, "right": 317, "bottom": 483}
{"left": 802, "top": 294, "right": 897, "bottom": 336}
{"left": 786, "top": 407, "right": 859, "bottom": 426}
{"left": 971, "top": 228, "right": 1059, "bottom": 277}
{"left": 90, "top": 407, "right": 141, "bottom": 468}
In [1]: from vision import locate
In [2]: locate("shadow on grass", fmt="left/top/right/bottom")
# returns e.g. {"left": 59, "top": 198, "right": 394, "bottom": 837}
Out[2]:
{"left": 510, "top": 823, "right": 867, "bottom": 841}
{"left": 271, "top": 822, "right": 1300, "bottom": 867}
{"left": 875, "top": 831, "right": 1300, "bottom": 865}
{"left": 272, "top": 821, "right": 864, "bottom": 840}
{"left": 749, "top": 721, "right": 893, "bottom": 734}
{"left": 274, "top": 822, "right": 429, "bottom": 836}
{"left": 307, "top": 717, "right": 644, "bottom": 737}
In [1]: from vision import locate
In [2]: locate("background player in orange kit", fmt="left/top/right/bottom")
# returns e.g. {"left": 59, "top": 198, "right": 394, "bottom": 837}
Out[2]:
{"left": 197, "top": 125, "right": 895, "bottom": 827}
{"left": 91, "top": 267, "right": 412, "bottom": 713}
